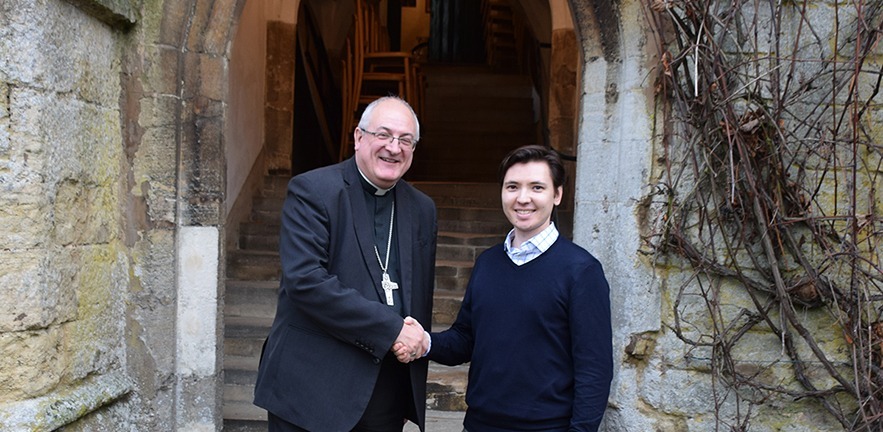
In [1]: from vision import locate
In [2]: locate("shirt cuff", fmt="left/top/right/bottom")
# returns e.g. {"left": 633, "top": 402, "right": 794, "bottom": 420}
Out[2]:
{"left": 422, "top": 331, "right": 431, "bottom": 357}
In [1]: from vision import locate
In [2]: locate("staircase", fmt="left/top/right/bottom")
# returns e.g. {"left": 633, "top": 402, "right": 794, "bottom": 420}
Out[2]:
{"left": 407, "top": 63, "right": 537, "bottom": 182}
{"left": 222, "top": 64, "right": 537, "bottom": 430}
{"left": 223, "top": 173, "right": 288, "bottom": 432}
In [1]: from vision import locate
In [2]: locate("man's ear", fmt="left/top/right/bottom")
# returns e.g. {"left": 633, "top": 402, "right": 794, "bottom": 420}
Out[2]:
{"left": 554, "top": 186, "right": 563, "bottom": 205}
{"left": 353, "top": 127, "right": 362, "bottom": 151}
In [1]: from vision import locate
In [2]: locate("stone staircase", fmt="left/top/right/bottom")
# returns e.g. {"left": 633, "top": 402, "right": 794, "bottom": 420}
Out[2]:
{"left": 407, "top": 63, "right": 537, "bottom": 183}
{"left": 223, "top": 173, "right": 287, "bottom": 432}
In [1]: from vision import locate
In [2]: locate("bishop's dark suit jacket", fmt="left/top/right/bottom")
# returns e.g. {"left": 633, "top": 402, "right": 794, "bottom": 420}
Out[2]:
{"left": 254, "top": 157, "right": 437, "bottom": 431}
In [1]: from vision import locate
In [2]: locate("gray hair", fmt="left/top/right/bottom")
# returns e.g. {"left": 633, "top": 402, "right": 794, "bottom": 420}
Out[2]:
{"left": 357, "top": 96, "right": 421, "bottom": 142}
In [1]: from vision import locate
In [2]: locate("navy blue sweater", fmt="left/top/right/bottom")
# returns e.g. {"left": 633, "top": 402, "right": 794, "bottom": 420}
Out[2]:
{"left": 429, "top": 237, "right": 613, "bottom": 432}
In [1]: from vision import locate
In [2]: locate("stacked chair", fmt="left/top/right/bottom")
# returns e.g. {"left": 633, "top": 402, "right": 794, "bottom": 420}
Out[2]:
{"left": 340, "top": 0, "right": 424, "bottom": 160}
{"left": 481, "top": 0, "right": 521, "bottom": 69}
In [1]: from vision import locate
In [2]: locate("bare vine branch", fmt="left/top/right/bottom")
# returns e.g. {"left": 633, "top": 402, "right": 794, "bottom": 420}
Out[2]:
{"left": 646, "top": 0, "right": 883, "bottom": 428}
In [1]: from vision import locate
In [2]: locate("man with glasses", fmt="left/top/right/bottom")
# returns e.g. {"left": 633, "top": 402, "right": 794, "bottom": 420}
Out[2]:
{"left": 254, "top": 96, "right": 436, "bottom": 431}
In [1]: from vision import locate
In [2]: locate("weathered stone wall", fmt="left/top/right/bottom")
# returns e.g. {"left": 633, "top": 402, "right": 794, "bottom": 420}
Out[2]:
{"left": 0, "top": 0, "right": 135, "bottom": 429}
{"left": 570, "top": 0, "right": 881, "bottom": 430}
{"left": 1, "top": 0, "right": 233, "bottom": 429}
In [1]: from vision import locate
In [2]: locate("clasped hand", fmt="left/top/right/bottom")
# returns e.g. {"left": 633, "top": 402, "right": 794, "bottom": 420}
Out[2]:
{"left": 391, "top": 316, "right": 428, "bottom": 363}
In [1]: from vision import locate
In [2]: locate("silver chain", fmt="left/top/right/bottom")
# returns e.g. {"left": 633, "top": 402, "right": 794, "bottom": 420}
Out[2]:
{"left": 373, "top": 201, "right": 394, "bottom": 273}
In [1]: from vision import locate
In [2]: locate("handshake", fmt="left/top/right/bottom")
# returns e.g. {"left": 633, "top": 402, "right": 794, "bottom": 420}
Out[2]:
{"left": 391, "top": 316, "right": 430, "bottom": 363}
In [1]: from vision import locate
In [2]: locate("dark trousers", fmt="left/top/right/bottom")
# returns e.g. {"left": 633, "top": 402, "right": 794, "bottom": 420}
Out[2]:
{"left": 268, "top": 355, "right": 413, "bottom": 432}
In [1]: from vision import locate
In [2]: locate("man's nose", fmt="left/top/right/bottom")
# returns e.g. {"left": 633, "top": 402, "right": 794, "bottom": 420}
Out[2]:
{"left": 384, "top": 138, "right": 404, "bottom": 153}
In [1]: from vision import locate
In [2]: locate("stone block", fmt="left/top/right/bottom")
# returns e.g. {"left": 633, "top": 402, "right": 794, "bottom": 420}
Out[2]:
{"left": 201, "top": 0, "right": 237, "bottom": 56}
{"left": 0, "top": 201, "right": 50, "bottom": 248}
{"left": 63, "top": 245, "right": 127, "bottom": 382}
{"left": 52, "top": 181, "right": 117, "bottom": 246}
{"left": 178, "top": 114, "right": 223, "bottom": 226}
{"left": 142, "top": 46, "right": 180, "bottom": 96}
{"left": 138, "top": 95, "right": 180, "bottom": 128}
{"left": 176, "top": 226, "right": 219, "bottom": 377}
{"left": 10, "top": 87, "right": 122, "bottom": 188}
{"left": 131, "top": 229, "right": 177, "bottom": 373}
{"left": 134, "top": 124, "right": 177, "bottom": 225}
{"left": 8, "top": 1, "right": 120, "bottom": 105}
{"left": 0, "top": 327, "right": 64, "bottom": 402}
{"left": 185, "top": 0, "right": 214, "bottom": 53}
{"left": 198, "top": 54, "right": 226, "bottom": 102}
{"left": 266, "top": 21, "right": 296, "bottom": 109}
{"left": 0, "top": 250, "right": 77, "bottom": 332}
{"left": 158, "top": 1, "right": 187, "bottom": 47}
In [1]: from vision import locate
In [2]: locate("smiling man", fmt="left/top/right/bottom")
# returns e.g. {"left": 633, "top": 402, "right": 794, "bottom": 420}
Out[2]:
{"left": 255, "top": 96, "right": 436, "bottom": 432}
{"left": 405, "top": 145, "right": 613, "bottom": 432}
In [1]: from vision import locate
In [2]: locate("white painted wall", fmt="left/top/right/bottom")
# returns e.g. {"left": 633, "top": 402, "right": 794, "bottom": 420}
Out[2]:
{"left": 225, "top": 0, "right": 298, "bottom": 215}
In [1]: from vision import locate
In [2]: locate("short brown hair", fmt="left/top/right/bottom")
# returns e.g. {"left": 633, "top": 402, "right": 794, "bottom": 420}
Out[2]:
{"left": 498, "top": 145, "right": 566, "bottom": 188}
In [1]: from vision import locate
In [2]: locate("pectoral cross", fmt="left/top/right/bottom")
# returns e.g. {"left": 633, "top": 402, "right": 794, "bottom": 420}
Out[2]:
{"left": 381, "top": 272, "right": 399, "bottom": 306}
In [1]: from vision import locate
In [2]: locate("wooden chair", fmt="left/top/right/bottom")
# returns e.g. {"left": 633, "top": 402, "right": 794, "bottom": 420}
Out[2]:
{"left": 340, "top": 0, "right": 423, "bottom": 160}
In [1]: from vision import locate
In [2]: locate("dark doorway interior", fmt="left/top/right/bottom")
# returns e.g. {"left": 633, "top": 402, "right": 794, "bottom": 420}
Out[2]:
{"left": 429, "top": 0, "right": 485, "bottom": 63}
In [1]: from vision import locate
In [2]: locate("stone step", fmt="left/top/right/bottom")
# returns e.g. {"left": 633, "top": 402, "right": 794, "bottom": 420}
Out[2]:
{"left": 420, "top": 118, "right": 535, "bottom": 136}
{"left": 438, "top": 218, "right": 511, "bottom": 234}
{"left": 228, "top": 250, "right": 481, "bottom": 293}
{"left": 253, "top": 194, "right": 284, "bottom": 210}
{"left": 436, "top": 241, "right": 492, "bottom": 263}
{"left": 238, "top": 224, "right": 504, "bottom": 254}
{"left": 424, "top": 95, "right": 527, "bottom": 114}
{"left": 224, "top": 369, "right": 266, "bottom": 422}
{"left": 238, "top": 225, "right": 279, "bottom": 252}
{"left": 412, "top": 182, "right": 500, "bottom": 209}
{"left": 426, "top": 362, "right": 469, "bottom": 412}
{"left": 248, "top": 210, "right": 279, "bottom": 226}
{"left": 223, "top": 360, "right": 468, "bottom": 419}
{"left": 432, "top": 289, "right": 466, "bottom": 326}
{"left": 261, "top": 174, "right": 291, "bottom": 199}
{"left": 225, "top": 281, "right": 278, "bottom": 319}
{"left": 434, "top": 260, "right": 474, "bottom": 293}
{"left": 227, "top": 250, "right": 281, "bottom": 281}
{"left": 437, "top": 231, "right": 503, "bottom": 247}
{"left": 223, "top": 419, "right": 267, "bottom": 432}
{"left": 424, "top": 103, "right": 532, "bottom": 125}
{"left": 437, "top": 207, "right": 505, "bottom": 223}
{"left": 423, "top": 66, "right": 529, "bottom": 89}
{"left": 226, "top": 315, "right": 273, "bottom": 338}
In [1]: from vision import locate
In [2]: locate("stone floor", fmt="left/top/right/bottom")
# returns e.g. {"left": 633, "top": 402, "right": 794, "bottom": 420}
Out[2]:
{"left": 404, "top": 410, "right": 465, "bottom": 432}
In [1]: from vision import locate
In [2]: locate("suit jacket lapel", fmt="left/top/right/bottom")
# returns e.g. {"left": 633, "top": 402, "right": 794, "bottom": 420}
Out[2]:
{"left": 395, "top": 185, "right": 414, "bottom": 317}
{"left": 344, "top": 159, "right": 384, "bottom": 303}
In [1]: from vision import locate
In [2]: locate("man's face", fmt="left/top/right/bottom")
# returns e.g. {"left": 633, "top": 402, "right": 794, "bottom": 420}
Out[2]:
{"left": 501, "top": 161, "right": 562, "bottom": 246}
{"left": 353, "top": 100, "right": 417, "bottom": 189}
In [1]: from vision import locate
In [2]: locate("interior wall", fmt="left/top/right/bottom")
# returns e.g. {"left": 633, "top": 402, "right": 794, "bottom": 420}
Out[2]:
{"left": 226, "top": 0, "right": 298, "bottom": 215}
{"left": 401, "top": 0, "right": 431, "bottom": 52}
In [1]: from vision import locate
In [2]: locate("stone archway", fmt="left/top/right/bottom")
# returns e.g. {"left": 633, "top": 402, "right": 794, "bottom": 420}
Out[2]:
{"left": 567, "top": 0, "right": 658, "bottom": 430}
{"left": 150, "top": 0, "right": 248, "bottom": 429}
{"left": 152, "top": 0, "right": 656, "bottom": 429}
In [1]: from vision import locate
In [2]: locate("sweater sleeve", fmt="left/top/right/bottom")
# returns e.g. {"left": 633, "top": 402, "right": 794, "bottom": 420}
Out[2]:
{"left": 427, "top": 268, "right": 477, "bottom": 366}
{"left": 569, "top": 258, "right": 613, "bottom": 432}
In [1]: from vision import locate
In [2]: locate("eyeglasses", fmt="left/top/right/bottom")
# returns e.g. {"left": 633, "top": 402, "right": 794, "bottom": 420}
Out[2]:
{"left": 359, "top": 128, "right": 417, "bottom": 149}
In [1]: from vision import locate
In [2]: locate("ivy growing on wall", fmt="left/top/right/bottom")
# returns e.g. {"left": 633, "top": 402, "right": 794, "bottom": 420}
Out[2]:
{"left": 645, "top": 0, "right": 883, "bottom": 429}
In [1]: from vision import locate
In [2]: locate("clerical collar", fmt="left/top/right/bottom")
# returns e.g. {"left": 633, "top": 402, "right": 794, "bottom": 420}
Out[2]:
{"left": 357, "top": 168, "right": 395, "bottom": 196}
